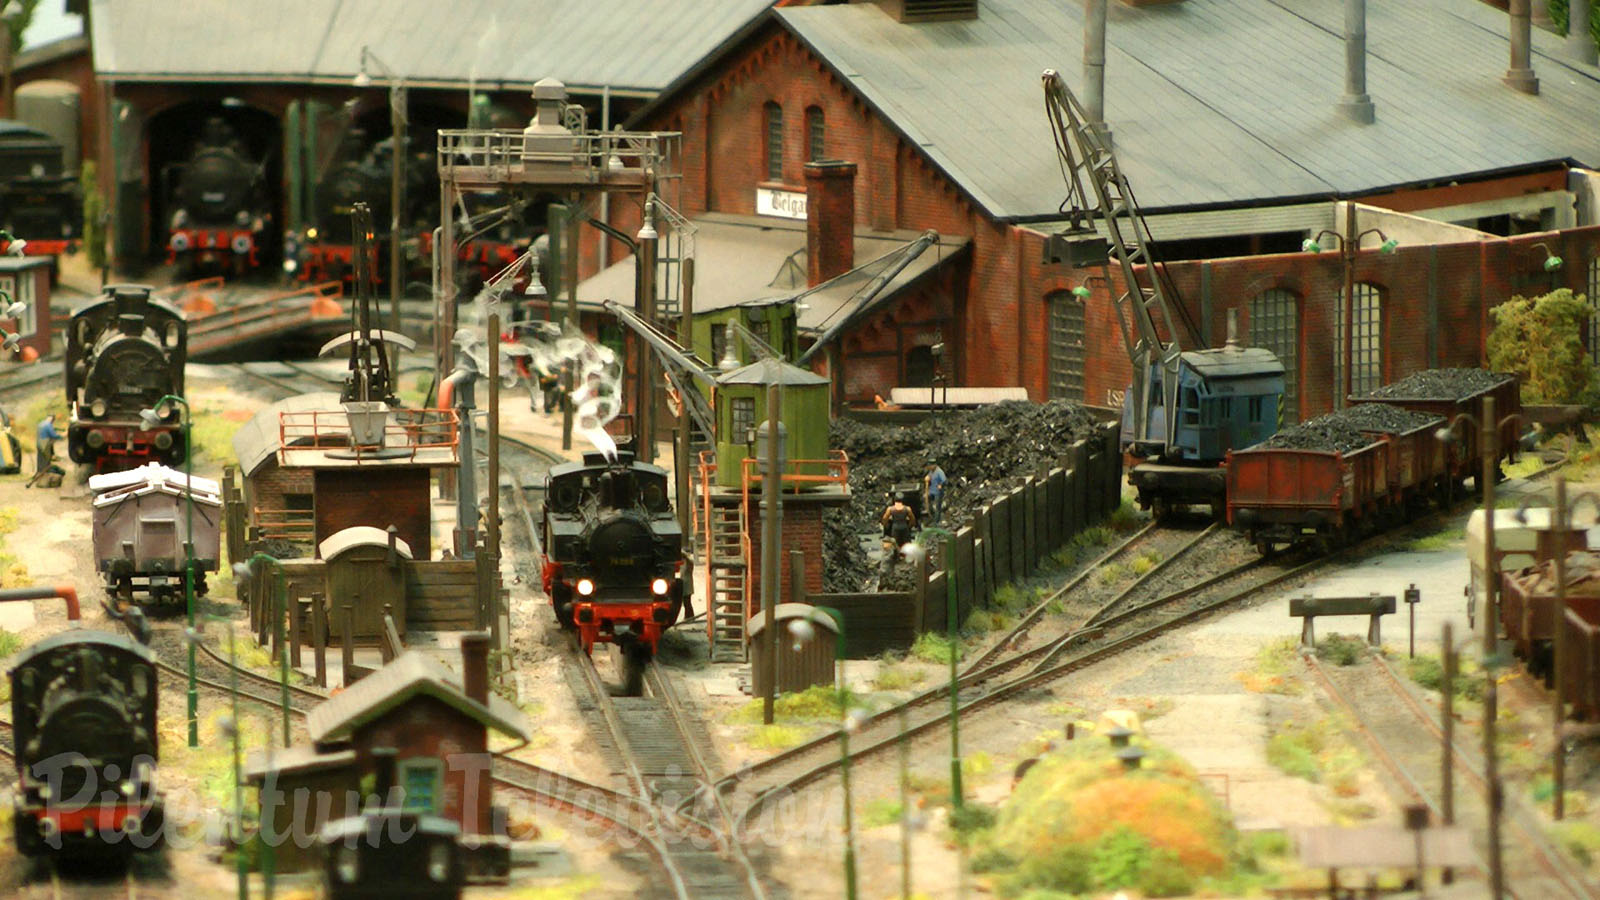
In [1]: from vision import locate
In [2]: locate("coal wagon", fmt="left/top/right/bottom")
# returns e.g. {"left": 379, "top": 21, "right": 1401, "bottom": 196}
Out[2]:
{"left": 1348, "top": 368, "right": 1520, "bottom": 492}
{"left": 90, "top": 463, "right": 222, "bottom": 603}
{"left": 1226, "top": 404, "right": 1444, "bottom": 554}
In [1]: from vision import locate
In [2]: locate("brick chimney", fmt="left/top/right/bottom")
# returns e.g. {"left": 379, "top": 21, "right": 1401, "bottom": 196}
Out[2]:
{"left": 805, "top": 160, "right": 856, "bottom": 287}
{"left": 460, "top": 631, "right": 490, "bottom": 706}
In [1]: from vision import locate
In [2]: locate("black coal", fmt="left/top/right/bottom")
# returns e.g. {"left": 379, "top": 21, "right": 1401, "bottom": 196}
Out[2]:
{"left": 1360, "top": 368, "right": 1510, "bottom": 401}
{"left": 1259, "top": 403, "right": 1440, "bottom": 453}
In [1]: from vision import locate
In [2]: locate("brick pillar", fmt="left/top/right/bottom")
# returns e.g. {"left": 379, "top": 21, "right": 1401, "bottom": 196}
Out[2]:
{"left": 805, "top": 160, "right": 856, "bottom": 287}
{"left": 748, "top": 502, "right": 828, "bottom": 611}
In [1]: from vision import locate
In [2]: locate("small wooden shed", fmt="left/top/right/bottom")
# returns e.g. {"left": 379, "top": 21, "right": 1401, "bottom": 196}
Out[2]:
{"left": 320, "top": 525, "right": 412, "bottom": 644}
{"left": 714, "top": 358, "right": 831, "bottom": 488}
{"left": 747, "top": 603, "right": 840, "bottom": 697}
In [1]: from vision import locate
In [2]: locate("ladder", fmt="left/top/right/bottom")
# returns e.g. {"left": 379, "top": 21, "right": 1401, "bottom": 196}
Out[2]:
{"left": 706, "top": 504, "right": 749, "bottom": 662}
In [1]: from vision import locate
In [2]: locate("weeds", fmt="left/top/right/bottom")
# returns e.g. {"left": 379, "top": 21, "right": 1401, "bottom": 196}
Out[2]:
{"left": 861, "top": 797, "right": 904, "bottom": 828}
{"left": 1315, "top": 635, "right": 1367, "bottom": 666}
{"left": 872, "top": 664, "right": 927, "bottom": 691}
{"left": 1407, "top": 653, "right": 1483, "bottom": 702}
{"left": 1108, "top": 501, "right": 1144, "bottom": 532}
{"left": 1097, "top": 562, "right": 1131, "bottom": 586}
{"left": 910, "top": 631, "right": 962, "bottom": 664}
{"left": 1404, "top": 525, "right": 1465, "bottom": 551}
{"left": 744, "top": 723, "right": 809, "bottom": 749}
{"left": 728, "top": 684, "right": 855, "bottom": 724}
{"left": 1129, "top": 551, "right": 1161, "bottom": 576}
{"left": 1238, "top": 636, "right": 1303, "bottom": 695}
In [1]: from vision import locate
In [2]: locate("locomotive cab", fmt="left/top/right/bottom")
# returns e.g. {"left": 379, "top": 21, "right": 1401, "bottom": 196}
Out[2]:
{"left": 539, "top": 452, "right": 686, "bottom": 688}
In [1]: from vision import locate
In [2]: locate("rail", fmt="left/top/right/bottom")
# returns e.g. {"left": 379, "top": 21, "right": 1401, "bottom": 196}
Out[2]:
{"left": 277, "top": 407, "right": 460, "bottom": 464}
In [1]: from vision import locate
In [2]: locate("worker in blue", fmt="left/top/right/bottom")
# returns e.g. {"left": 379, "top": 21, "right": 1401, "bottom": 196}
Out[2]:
{"left": 29, "top": 413, "right": 62, "bottom": 488}
{"left": 924, "top": 459, "right": 947, "bottom": 526}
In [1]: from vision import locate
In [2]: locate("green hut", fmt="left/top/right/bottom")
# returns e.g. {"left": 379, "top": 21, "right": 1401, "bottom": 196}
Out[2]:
{"left": 693, "top": 300, "right": 798, "bottom": 368}
{"left": 714, "top": 357, "right": 830, "bottom": 488}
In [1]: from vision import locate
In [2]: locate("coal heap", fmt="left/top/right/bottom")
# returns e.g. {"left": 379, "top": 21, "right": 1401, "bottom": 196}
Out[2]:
{"left": 824, "top": 401, "right": 1104, "bottom": 592}
{"left": 1361, "top": 368, "right": 1510, "bottom": 400}
{"left": 1259, "top": 404, "right": 1439, "bottom": 453}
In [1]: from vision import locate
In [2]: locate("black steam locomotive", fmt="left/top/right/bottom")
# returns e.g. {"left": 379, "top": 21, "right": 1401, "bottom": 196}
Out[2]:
{"left": 66, "top": 284, "right": 188, "bottom": 472}
{"left": 288, "top": 130, "right": 436, "bottom": 288}
{"left": 165, "top": 117, "right": 269, "bottom": 277}
{"left": 10, "top": 629, "right": 164, "bottom": 856}
{"left": 540, "top": 451, "right": 687, "bottom": 693}
{"left": 0, "top": 120, "right": 80, "bottom": 256}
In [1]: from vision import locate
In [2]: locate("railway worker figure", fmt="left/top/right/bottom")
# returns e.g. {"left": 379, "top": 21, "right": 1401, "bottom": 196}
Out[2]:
{"left": 30, "top": 414, "right": 62, "bottom": 489}
{"left": 536, "top": 364, "right": 561, "bottom": 414}
{"left": 924, "top": 459, "right": 948, "bottom": 526}
{"left": 882, "top": 494, "right": 918, "bottom": 551}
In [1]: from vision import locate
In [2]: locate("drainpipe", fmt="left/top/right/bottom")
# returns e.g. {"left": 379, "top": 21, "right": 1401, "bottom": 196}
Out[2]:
{"left": 1505, "top": 0, "right": 1541, "bottom": 94}
{"left": 1083, "top": 0, "right": 1112, "bottom": 144}
{"left": 442, "top": 358, "right": 479, "bottom": 559}
{"left": 1339, "top": 0, "right": 1376, "bottom": 123}
{"left": 1569, "top": 0, "right": 1597, "bottom": 65}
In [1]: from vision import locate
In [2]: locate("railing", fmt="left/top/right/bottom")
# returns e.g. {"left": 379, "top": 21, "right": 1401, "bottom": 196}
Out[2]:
{"left": 153, "top": 276, "right": 226, "bottom": 302}
{"left": 188, "top": 281, "right": 345, "bottom": 350}
{"left": 738, "top": 450, "right": 850, "bottom": 494}
{"left": 278, "top": 407, "right": 460, "bottom": 464}
{"left": 252, "top": 507, "right": 315, "bottom": 543}
{"left": 437, "top": 128, "right": 679, "bottom": 184}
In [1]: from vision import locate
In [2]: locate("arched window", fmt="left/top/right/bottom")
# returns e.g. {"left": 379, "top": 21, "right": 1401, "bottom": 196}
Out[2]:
{"left": 1588, "top": 257, "right": 1600, "bottom": 365}
{"left": 1046, "top": 290, "right": 1086, "bottom": 400}
{"left": 1335, "top": 283, "right": 1384, "bottom": 397}
{"left": 1248, "top": 289, "right": 1299, "bottom": 424}
{"left": 764, "top": 102, "right": 784, "bottom": 182}
{"left": 806, "top": 106, "right": 825, "bottom": 162}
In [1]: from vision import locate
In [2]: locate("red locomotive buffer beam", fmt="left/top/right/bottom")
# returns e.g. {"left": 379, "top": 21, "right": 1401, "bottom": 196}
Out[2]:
{"left": 167, "top": 227, "right": 260, "bottom": 268}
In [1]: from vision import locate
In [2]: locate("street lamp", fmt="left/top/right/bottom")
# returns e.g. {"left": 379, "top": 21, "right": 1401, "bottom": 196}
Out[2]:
{"left": 1303, "top": 207, "right": 1399, "bottom": 406}
{"left": 235, "top": 553, "right": 293, "bottom": 747}
{"left": 1435, "top": 394, "right": 1519, "bottom": 898}
{"left": 1513, "top": 475, "right": 1600, "bottom": 820}
{"left": 0, "top": 228, "right": 29, "bottom": 256}
{"left": 352, "top": 45, "right": 407, "bottom": 333}
{"left": 141, "top": 393, "right": 198, "bottom": 748}
{"left": 1529, "top": 241, "right": 1564, "bottom": 272}
{"left": 790, "top": 605, "right": 855, "bottom": 900}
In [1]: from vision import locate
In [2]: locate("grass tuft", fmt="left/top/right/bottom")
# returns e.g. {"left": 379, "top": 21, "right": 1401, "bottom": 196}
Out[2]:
{"left": 910, "top": 631, "right": 963, "bottom": 664}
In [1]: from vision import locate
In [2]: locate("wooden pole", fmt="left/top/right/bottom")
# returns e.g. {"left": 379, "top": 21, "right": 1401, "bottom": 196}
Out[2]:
{"left": 761, "top": 383, "right": 781, "bottom": 725}
{"left": 1442, "top": 621, "right": 1455, "bottom": 885}
{"left": 342, "top": 602, "right": 355, "bottom": 688}
{"left": 312, "top": 592, "right": 327, "bottom": 688}
{"left": 1553, "top": 474, "right": 1568, "bottom": 819}
{"left": 676, "top": 257, "right": 695, "bottom": 535}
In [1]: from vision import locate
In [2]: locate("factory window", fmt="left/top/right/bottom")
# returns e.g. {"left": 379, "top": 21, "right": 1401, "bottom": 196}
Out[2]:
{"left": 1248, "top": 290, "right": 1298, "bottom": 424}
{"left": 399, "top": 759, "right": 442, "bottom": 814}
{"left": 764, "top": 102, "right": 784, "bottom": 182}
{"left": 1335, "top": 283, "right": 1384, "bottom": 397}
{"left": 1589, "top": 259, "right": 1600, "bottom": 365}
{"left": 1046, "top": 290, "right": 1086, "bottom": 401}
{"left": 730, "top": 396, "right": 756, "bottom": 444}
{"left": 807, "top": 106, "right": 825, "bottom": 162}
{"left": 710, "top": 323, "right": 729, "bottom": 366}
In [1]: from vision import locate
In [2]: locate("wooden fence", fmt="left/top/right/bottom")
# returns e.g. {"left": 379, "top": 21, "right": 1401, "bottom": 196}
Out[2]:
{"left": 802, "top": 421, "right": 1122, "bottom": 658}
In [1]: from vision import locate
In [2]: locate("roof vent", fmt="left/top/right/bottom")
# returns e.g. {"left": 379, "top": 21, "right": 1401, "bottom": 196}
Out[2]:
{"left": 878, "top": 0, "right": 978, "bottom": 23}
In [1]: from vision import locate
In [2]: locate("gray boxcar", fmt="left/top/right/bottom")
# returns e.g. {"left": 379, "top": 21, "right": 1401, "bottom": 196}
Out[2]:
{"left": 90, "top": 463, "right": 222, "bottom": 603}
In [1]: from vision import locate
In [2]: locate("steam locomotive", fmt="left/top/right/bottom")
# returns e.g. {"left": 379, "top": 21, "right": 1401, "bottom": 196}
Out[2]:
{"left": 10, "top": 628, "right": 164, "bottom": 856}
{"left": 164, "top": 117, "right": 270, "bottom": 277}
{"left": 539, "top": 451, "right": 687, "bottom": 694}
{"left": 0, "top": 120, "right": 81, "bottom": 257}
{"left": 65, "top": 284, "right": 189, "bottom": 472}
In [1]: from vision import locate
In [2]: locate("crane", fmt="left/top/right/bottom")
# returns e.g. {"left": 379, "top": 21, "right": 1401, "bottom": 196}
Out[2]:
{"left": 1042, "top": 69, "right": 1284, "bottom": 516}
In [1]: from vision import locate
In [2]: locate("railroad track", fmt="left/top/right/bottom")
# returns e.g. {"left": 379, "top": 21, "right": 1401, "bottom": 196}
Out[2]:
{"left": 1304, "top": 650, "right": 1595, "bottom": 899}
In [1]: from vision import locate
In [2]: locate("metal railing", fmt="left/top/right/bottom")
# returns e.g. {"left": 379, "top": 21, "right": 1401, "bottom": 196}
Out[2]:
{"left": 252, "top": 507, "right": 315, "bottom": 543}
{"left": 187, "top": 281, "right": 345, "bottom": 352}
{"left": 437, "top": 128, "right": 679, "bottom": 184}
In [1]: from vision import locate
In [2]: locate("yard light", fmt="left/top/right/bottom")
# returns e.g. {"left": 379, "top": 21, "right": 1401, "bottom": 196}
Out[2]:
{"left": 636, "top": 198, "right": 658, "bottom": 242}
{"left": 0, "top": 230, "right": 27, "bottom": 257}
{"left": 524, "top": 265, "right": 547, "bottom": 299}
{"left": 1070, "top": 285, "right": 1091, "bottom": 300}
{"left": 1379, "top": 237, "right": 1400, "bottom": 254}
{"left": 4, "top": 301, "right": 24, "bottom": 319}
{"left": 1301, "top": 237, "right": 1323, "bottom": 253}
{"left": 1531, "top": 241, "right": 1563, "bottom": 272}
{"left": 144, "top": 394, "right": 198, "bottom": 747}
{"left": 1, "top": 333, "right": 17, "bottom": 352}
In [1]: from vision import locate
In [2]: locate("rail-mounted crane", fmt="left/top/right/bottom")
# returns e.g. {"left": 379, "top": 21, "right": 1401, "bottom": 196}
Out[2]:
{"left": 1042, "top": 69, "right": 1285, "bottom": 518}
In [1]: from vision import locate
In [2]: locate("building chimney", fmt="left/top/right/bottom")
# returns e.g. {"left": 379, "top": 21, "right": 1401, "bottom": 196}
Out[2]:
{"left": 1339, "top": 0, "right": 1375, "bottom": 124}
{"left": 1505, "top": 0, "right": 1540, "bottom": 94}
{"left": 1224, "top": 308, "right": 1242, "bottom": 351}
{"left": 1568, "top": 0, "right": 1598, "bottom": 65}
{"left": 805, "top": 160, "right": 856, "bottom": 287}
{"left": 1084, "top": 0, "right": 1112, "bottom": 144}
{"left": 461, "top": 631, "right": 490, "bottom": 707}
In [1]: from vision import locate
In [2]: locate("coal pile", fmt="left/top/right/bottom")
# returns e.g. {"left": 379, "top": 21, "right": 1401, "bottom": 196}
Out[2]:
{"left": 1361, "top": 368, "right": 1510, "bottom": 400}
{"left": 1259, "top": 404, "right": 1439, "bottom": 453}
{"left": 824, "top": 401, "right": 1104, "bottom": 592}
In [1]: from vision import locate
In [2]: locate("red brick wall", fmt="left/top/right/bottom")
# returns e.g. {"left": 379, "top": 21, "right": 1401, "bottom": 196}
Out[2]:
{"left": 353, "top": 695, "right": 493, "bottom": 834}
{"left": 806, "top": 160, "right": 856, "bottom": 285}
{"left": 746, "top": 501, "right": 826, "bottom": 610}
{"left": 247, "top": 463, "right": 314, "bottom": 516}
{"left": 313, "top": 467, "right": 432, "bottom": 558}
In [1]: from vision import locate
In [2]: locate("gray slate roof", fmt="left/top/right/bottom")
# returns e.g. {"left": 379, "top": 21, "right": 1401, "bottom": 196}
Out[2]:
{"left": 307, "top": 650, "right": 529, "bottom": 745}
{"left": 767, "top": 0, "right": 1600, "bottom": 219}
{"left": 90, "top": 0, "right": 775, "bottom": 94}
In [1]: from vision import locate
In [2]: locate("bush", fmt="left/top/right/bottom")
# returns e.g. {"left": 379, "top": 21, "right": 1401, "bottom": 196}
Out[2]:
{"left": 910, "top": 631, "right": 962, "bottom": 664}
{"left": 1487, "top": 290, "right": 1599, "bottom": 405}
{"left": 1315, "top": 634, "right": 1367, "bottom": 666}
{"left": 1550, "top": 0, "right": 1600, "bottom": 50}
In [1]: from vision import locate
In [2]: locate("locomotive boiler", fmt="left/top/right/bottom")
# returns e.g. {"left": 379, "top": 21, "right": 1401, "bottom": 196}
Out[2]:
{"left": 10, "top": 628, "right": 164, "bottom": 856}
{"left": 65, "top": 284, "right": 188, "bottom": 471}
{"left": 165, "top": 117, "right": 269, "bottom": 277}
{"left": 540, "top": 451, "right": 687, "bottom": 693}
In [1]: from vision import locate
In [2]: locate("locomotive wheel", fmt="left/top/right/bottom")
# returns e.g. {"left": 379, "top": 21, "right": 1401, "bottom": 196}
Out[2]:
{"left": 1151, "top": 497, "right": 1171, "bottom": 522}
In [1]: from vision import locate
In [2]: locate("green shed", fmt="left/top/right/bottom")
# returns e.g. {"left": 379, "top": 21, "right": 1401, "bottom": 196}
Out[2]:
{"left": 714, "top": 358, "right": 831, "bottom": 489}
{"left": 693, "top": 300, "right": 798, "bottom": 368}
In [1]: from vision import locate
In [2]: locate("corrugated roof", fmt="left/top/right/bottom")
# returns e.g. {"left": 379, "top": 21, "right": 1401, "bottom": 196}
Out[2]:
{"left": 232, "top": 391, "right": 344, "bottom": 477}
{"left": 716, "top": 357, "right": 830, "bottom": 387}
{"left": 765, "top": 0, "right": 1600, "bottom": 219}
{"left": 90, "top": 0, "right": 776, "bottom": 94}
{"left": 307, "top": 650, "right": 528, "bottom": 744}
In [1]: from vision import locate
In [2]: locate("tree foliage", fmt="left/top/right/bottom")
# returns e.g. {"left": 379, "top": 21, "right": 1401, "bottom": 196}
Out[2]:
{"left": 1486, "top": 289, "right": 1598, "bottom": 405}
{"left": 5, "top": 1, "right": 41, "bottom": 55}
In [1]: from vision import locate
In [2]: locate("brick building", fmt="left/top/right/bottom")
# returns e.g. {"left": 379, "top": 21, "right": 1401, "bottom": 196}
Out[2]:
{"left": 598, "top": 0, "right": 1600, "bottom": 416}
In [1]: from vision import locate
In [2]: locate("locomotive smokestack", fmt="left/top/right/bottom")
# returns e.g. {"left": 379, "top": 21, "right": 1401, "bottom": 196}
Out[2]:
{"left": 112, "top": 285, "right": 151, "bottom": 336}
{"left": 460, "top": 631, "right": 490, "bottom": 707}
{"left": 1225, "top": 308, "right": 1242, "bottom": 351}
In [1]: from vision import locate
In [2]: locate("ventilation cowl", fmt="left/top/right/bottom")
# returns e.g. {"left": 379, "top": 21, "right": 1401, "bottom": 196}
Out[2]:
{"left": 877, "top": 0, "right": 978, "bottom": 23}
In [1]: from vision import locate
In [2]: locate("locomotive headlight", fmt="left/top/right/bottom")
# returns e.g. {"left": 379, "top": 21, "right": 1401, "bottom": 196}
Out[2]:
{"left": 576, "top": 578, "right": 595, "bottom": 597}
{"left": 90, "top": 398, "right": 107, "bottom": 418}
{"left": 427, "top": 843, "right": 451, "bottom": 882}
{"left": 336, "top": 845, "right": 360, "bottom": 883}
{"left": 651, "top": 578, "right": 669, "bottom": 596}
{"left": 153, "top": 431, "right": 174, "bottom": 450}
{"left": 306, "top": 226, "right": 319, "bottom": 241}
{"left": 86, "top": 430, "right": 106, "bottom": 449}
{"left": 168, "top": 233, "right": 189, "bottom": 252}
{"left": 121, "top": 814, "right": 141, "bottom": 834}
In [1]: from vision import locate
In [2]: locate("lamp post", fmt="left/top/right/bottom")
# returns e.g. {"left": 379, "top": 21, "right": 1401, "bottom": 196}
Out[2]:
{"left": 944, "top": 532, "right": 963, "bottom": 812}
{"left": 1302, "top": 205, "right": 1398, "bottom": 407}
{"left": 353, "top": 45, "right": 406, "bottom": 333}
{"left": 141, "top": 394, "right": 198, "bottom": 748}
{"left": 1436, "top": 395, "right": 1520, "bottom": 898}
{"left": 238, "top": 553, "right": 292, "bottom": 747}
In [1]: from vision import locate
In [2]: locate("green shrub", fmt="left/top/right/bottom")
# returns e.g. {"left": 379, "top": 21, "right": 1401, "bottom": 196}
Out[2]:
{"left": 1315, "top": 635, "right": 1367, "bottom": 666}
{"left": 1553, "top": 820, "right": 1600, "bottom": 867}
{"left": 1487, "top": 290, "right": 1598, "bottom": 405}
{"left": 1550, "top": 0, "right": 1600, "bottom": 50}
{"left": 871, "top": 664, "right": 926, "bottom": 691}
{"left": 910, "top": 631, "right": 962, "bottom": 664}
{"left": 728, "top": 684, "right": 854, "bottom": 724}
{"left": 861, "top": 797, "right": 904, "bottom": 828}
{"left": 949, "top": 801, "right": 997, "bottom": 839}
{"left": 1108, "top": 501, "right": 1144, "bottom": 532}
{"left": 1266, "top": 726, "right": 1323, "bottom": 782}
{"left": 0, "top": 627, "right": 20, "bottom": 660}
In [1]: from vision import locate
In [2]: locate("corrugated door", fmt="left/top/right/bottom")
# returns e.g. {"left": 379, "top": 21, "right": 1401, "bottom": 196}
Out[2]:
{"left": 1047, "top": 291, "right": 1085, "bottom": 401}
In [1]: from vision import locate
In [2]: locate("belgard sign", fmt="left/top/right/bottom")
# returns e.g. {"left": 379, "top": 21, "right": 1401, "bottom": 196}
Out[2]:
{"left": 756, "top": 187, "right": 807, "bottom": 220}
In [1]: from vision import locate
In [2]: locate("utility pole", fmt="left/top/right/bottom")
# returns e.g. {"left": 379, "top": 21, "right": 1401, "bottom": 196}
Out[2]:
{"left": 676, "top": 257, "right": 695, "bottom": 533}
{"left": 760, "top": 383, "right": 781, "bottom": 725}
{"left": 635, "top": 192, "right": 658, "bottom": 463}
{"left": 1480, "top": 395, "right": 1505, "bottom": 899}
